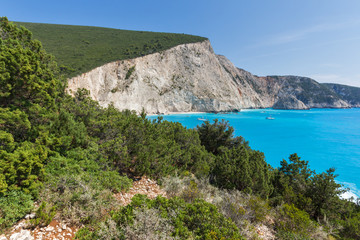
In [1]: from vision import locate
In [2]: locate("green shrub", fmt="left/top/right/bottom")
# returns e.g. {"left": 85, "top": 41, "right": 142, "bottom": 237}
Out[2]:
{"left": 0, "top": 142, "right": 48, "bottom": 197}
{"left": 86, "top": 195, "right": 246, "bottom": 240}
{"left": 339, "top": 212, "right": 360, "bottom": 239}
{"left": 276, "top": 204, "right": 316, "bottom": 238}
{"left": 0, "top": 190, "right": 33, "bottom": 230}
{"left": 161, "top": 175, "right": 271, "bottom": 239}
{"left": 125, "top": 66, "right": 135, "bottom": 79}
{"left": 30, "top": 201, "right": 56, "bottom": 227}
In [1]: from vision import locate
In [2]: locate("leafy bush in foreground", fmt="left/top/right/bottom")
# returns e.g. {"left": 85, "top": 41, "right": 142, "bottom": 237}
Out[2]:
{"left": 275, "top": 203, "right": 316, "bottom": 239}
{"left": 77, "top": 194, "right": 244, "bottom": 240}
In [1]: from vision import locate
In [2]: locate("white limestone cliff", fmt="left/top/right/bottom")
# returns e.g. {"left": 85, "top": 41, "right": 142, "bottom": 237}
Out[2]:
{"left": 67, "top": 40, "right": 264, "bottom": 113}
{"left": 67, "top": 40, "right": 350, "bottom": 113}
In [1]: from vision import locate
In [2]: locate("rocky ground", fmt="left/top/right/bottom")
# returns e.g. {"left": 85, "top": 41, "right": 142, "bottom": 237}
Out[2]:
{"left": 1, "top": 177, "right": 274, "bottom": 239}
{"left": 0, "top": 177, "right": 165, "bottom": 240}
{"left": 0, "top": 218, "right": 77, "bottom": 240}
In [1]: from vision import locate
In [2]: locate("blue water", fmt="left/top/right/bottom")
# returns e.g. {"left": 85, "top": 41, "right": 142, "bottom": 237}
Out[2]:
{"left": 148, "top": 109, "right": 360, "bottom": 197}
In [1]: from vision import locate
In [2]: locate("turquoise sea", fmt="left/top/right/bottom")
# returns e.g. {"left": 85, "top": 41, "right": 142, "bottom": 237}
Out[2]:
{"left": 148, "top": 108, "right": 360, "bottom": 198}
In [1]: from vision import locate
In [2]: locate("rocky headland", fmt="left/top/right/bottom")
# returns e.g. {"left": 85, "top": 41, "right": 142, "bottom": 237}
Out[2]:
{"left": 67, "top": 40, "right": 357, "bottom": 113}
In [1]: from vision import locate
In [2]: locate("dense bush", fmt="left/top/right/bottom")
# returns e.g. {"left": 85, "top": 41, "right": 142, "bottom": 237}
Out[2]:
{"left": 0, "top": 190, "right": 33, "bottom": 229}
{"left": 161, "top": 176, "right": 272, "bottom": 239}
{"left": 77, "top": 194, "right": 244, "bottom": 240}
{"left": 339, "top": 212, "right": 360, "bottom": 239}
{"left": 275, "top": 203, "right": 316, "bottom": 239}
{"left": 197, "top": 119, "right": 272, "bottom": 197}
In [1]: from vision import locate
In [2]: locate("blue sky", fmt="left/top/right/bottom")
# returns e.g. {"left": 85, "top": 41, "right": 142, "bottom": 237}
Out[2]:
{"left": 3, "top": 0, "right": 360, "bottom": 86}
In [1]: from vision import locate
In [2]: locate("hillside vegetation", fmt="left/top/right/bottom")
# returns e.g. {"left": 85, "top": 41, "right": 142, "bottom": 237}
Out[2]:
{"left": 16, "top": 21, "right": 207, "bottom": 77}
{"left": 2, "top": 18, "right": 360, "bottom": 239}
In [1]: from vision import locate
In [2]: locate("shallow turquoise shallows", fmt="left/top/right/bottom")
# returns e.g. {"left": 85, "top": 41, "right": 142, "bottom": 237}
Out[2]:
{"left": 148, "top": 108, "right": 360, "bottom": 198}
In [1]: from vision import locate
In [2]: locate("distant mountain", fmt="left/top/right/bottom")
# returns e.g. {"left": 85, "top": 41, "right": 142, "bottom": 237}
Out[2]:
{"left": 323, "top": 83, "right": 360, "bottom": 107}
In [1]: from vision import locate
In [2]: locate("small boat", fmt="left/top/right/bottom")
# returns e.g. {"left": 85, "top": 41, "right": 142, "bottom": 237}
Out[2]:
{"left": 266, "top": 116, "right": 275, "bottom": 120}
{"left": 197, "top": 117, "right": 207, "bottom": 121}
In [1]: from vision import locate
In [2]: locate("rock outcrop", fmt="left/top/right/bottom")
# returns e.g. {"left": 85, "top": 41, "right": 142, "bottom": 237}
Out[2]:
{"left": 67, "top": 40, "right": 352, "bottom": 113}
{"left": 251, "top": 75, "right": 349, "bottom": 109}
{"left": 68, "top": 40, "right": 260, "bottom": 114}
{"left": 324, "top": 83, "right": 360, "bottom": 107}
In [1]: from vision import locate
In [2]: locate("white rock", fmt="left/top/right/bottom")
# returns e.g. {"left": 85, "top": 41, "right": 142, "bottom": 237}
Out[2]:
{"left": 0, "top": 235, "right": 7, "bottom": 240}
{"left": 45, "top": 226, "right": 54, "bottom": 232}
{"left": 67, "top": 40, "right": 263, "bottom": 114}
{"left": 24, "top": 213, "right": 35, "bottom": 219}
{"left": 10, "top": 230, "right": 33, "bottom": 240}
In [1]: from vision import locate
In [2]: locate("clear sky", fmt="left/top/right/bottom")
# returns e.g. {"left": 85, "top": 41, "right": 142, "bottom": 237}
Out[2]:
{"left": 3, "top": 0, "right": 360, "bottom": 87}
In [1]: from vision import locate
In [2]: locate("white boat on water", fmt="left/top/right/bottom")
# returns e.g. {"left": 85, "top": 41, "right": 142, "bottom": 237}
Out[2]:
{"left": 197, "top": 118, "right": 207, "bottom": 121}
{"left": 266, "top": 116, "right": 275, "bottom": 120}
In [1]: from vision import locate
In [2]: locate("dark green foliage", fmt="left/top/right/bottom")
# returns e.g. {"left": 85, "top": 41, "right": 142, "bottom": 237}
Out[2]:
{"left": 212, "top": 145, "right": 252, "bottom": 192}
{"left": 125, "top": 65, "right": 135, "bottom": 79}
{"left": 271, "top": 153, "right": 347, "bottom": 222}
{"left": 0, "top": 17, "right": 63, "bottom": 110}
{"left": 197, "top": 119, "right": 246, "bottom": 155}
{"left": 339, "top": 212, "right": 360, "bottom": 239}
{"left": 49, "top": 108, "right": 88, "bottom": 153}
{"left": 0, "top": 190, "right": 33, "bottom": 229}
{"left": 198, "top": 119, "right": 272, "bottom": 197}
{"left": 0, "top": 108, "right": 31, "bottom": 142}
{"left": 60, "top": 91, "right": 212, "bottom": 179}
{"left": 308, "top": 168, "right": 345, "bottom": 220}
{"left": 16, "top": 22, "right": 207, "bottom": 78}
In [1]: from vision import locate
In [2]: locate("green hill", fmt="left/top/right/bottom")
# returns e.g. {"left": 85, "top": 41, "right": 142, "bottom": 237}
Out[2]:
{"left": 16, "top": 22, "right": 207, "bottom": 77}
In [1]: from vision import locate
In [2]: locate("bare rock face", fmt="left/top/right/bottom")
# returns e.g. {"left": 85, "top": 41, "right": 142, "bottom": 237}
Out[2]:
{"left": 67, "top": 40, "right": 262, "bottom": 114}
{"left": 324, "top": 83, "right": 360, "bottom": 107}
{"left": 67, "top": 40, "right": 350, "bottom": 113}
{"left": 255, "top": 76, "right": 349, "bottom": 109}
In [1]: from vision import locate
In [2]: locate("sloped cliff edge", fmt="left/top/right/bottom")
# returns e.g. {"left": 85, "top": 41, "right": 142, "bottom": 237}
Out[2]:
{"left": 67, "top": 40, "right": 353, "bottom": 113}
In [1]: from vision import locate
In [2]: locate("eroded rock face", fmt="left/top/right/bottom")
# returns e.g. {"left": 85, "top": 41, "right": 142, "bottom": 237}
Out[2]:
{"left": 252, "top": 75, "right": 349, "bottom": 109}
{"left": 67, "top": 40, "right": 263, "bottom": 114}
{"left": 67, "top": 40, "right": 351, "bottom": 113}
{"left": 324, "top": 83, "right": 360, "bottom": 107}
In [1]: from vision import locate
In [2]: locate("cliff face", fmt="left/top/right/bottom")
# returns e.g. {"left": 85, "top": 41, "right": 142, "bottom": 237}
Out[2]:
{"left": 68, "top": 40, "right": 263, "bottom": 114}
{"left": 252, "top": 75, "right": 349, "bottom": 109}
{"left": 323, "top": 83, "right": 360, "bottom": 107}
{"left": 67, "top": 40, "right": 351, "bottom": 113}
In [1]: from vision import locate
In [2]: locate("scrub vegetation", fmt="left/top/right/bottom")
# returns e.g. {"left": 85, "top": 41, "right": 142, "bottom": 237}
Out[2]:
{"left": 15, "top": 21, "right": 207, "bottom": 78}
{"left": 1, "top": 17, "right": 360, "bottom": 239}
